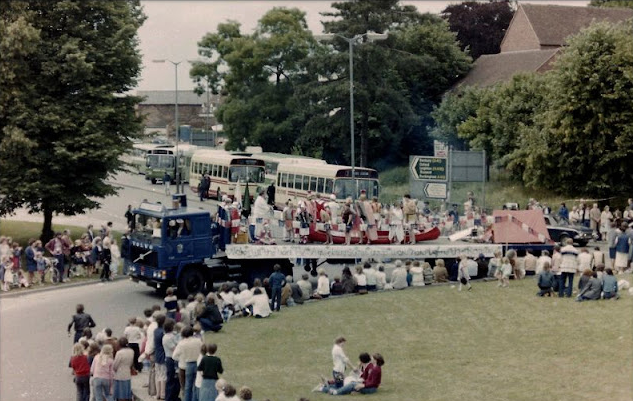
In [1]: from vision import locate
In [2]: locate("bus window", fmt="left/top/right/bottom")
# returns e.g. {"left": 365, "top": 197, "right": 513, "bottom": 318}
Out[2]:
{"left": 222, "top": 166, "right": 228, "bottom": 179}
{"left": 278, "top": 173, "right": 284, "bottom": 187}
{"left": 294, "top": 174, "right": 302, "bottom": 189}
{"left": 310, "top": 176, "right": 317, "bottom": 192}
{"left": 212, "top": 165, "right": 218, "bottom": 177}
{"left": 265, "top": 161, "right": 279, "bottom": 176}
{"left": 317, "top": 177, "right": 324, "bottom": 193}
{"left": 303, "top": 175, "right": 310, "bottom": 191}
{"left": 325, "top": 179, "right": 333, "bottom": 195}
{"left": 287, "top": 173, "right": 294, "bottom": 189}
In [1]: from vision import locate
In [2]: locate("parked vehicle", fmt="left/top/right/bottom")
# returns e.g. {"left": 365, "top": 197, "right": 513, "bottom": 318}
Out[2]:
{"left": 543, "top": 214, "right": 593, "bottom": 246}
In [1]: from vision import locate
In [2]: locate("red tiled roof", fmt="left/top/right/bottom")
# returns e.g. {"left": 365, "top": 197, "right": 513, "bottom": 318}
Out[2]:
{"left": 455, "top": 49, "right": 558, "bottom": 88}
{"left": 521, "top": 4, "right": 633, "bottom": 47}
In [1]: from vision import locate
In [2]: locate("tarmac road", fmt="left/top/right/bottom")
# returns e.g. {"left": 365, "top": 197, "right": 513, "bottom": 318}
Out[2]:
{"left": 0, "top": 278, "right": 163, "bottom": 401}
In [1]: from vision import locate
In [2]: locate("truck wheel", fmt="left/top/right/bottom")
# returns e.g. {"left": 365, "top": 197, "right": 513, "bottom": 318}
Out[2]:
{"left": 178, "top": 268, "right": 205, "bottom": 298}
{"left": 151, "top": 178, "right": 156, "bottom": 184}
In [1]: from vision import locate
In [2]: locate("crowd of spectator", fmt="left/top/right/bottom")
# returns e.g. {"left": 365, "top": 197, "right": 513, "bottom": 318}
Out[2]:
{"left": 0, "top": 222, "right": 128, "bottom": 292}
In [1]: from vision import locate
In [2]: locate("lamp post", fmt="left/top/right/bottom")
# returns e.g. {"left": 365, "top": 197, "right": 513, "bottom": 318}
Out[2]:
{"left": 314, "top": 32, "right": 387, "bottom": 198}
{"left": 188, "top": 59, "right": 215, "bottom": 147}
{"left": 153, "top": 59, "right": 182, "bottom": 193}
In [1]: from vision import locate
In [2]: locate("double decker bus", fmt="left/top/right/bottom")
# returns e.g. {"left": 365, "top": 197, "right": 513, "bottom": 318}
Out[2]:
{"left": 274, "top": 163, "right": 379, "bottom": 207}
{"left": 189, "top": 149, "right": 266, "bottom": 201}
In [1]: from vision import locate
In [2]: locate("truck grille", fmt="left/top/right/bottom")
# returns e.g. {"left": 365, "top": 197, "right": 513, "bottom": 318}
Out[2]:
{"left": 130, "top": 246, "right": 159, "bottom": 268}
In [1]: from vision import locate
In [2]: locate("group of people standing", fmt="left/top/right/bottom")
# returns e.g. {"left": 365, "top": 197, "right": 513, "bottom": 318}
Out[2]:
{"left": 1, "top": 222, "right": 123, "bottom": 291}
{"left": 553, "top": 199, "right": 633, "bottom": 241}
{"left": 228, "top": 189, "right": 461, "bottom": 246}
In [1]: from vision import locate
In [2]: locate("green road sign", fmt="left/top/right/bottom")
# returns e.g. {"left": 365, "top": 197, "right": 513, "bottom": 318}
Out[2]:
{"left": 409, "top": 156, "right": 447, "bottom": 181}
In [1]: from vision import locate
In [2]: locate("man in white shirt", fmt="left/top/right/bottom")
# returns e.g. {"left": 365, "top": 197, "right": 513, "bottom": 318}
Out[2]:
{"left": 172, "top": 326, "right": 202, "bottom": 401}
{"left": 252, "top": 190, "right": 272, "bottom": 240}
{"left": 331, "top": 337, "right": 355, "bottom": 388}
{"left": 390, "top": 260, "right": 408, "bottom": 290}
{"left": 523, "top": 249, "right": 537, "bottom": 276}
{"left": 326, "top": 194, "right": 340, "bottom": 225}
{"left": 577, "top": 248, "right": 594, "bottom": 272}
{"left": 559, "top": 239, "right": 579, "bottom": 298}
{"left": 297, "top": 274, "right": 313, "bottom": 301}
{"left": 363, "top": 263, "right": 377, "bottom": 291}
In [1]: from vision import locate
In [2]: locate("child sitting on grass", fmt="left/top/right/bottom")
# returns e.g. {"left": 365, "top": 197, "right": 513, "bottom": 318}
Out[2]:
{"left": 602, "top": 268, "right": 619, "bottom": 300}
{"left": 536, "top": 262, "right": 554, "bottom": 297}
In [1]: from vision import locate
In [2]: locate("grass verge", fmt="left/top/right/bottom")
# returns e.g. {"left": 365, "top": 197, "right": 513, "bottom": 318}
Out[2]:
{"left": 204, "top": 277, "right": 632, "bottom": 401}
{"left": 0, "top": 219, "right": 121, "bottom": 248}
{"left": 379, "top": 167, "right": 568, "bottom": 211}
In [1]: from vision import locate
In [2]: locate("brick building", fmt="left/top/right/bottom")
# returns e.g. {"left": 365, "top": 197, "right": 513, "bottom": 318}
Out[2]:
{"left": 457, "top": 3, "right": 633, "bottom": 88}
{"left": 136, "top": 90, "right": 220, "bottom": 138}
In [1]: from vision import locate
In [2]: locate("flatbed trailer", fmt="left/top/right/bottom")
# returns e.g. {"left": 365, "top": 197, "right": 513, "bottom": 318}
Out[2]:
{"left": 225, "top": 243, "right": 503, "bottom": 260}
{"left": 126, "top": 197, "right": 551, "bottom": 297}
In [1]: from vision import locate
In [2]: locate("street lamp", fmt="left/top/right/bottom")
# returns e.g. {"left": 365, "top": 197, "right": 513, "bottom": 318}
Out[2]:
{"left": 153, "top": 59, "right": 182, "bottom": 193}
{"left": 314, "top": 32, "right": 388, "bottom": 198}
{"left": 188, "top": 59, "right": 215, "bottom": 148}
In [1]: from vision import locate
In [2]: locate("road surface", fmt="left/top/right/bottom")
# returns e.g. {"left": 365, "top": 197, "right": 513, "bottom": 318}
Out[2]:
{"left": 0, "top": 279, "right": 161, "bottom": 401}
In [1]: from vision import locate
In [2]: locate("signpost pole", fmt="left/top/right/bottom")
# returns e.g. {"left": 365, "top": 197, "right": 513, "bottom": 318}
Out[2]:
{"left": 482, "top": 150, "right": 486, "bottom": 212}
{"left": 447, "top": 146, "right": 452, "bottom": 208}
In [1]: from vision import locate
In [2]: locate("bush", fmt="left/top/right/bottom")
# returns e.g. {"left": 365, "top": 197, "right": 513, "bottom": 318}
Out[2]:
{"left": 379, "top": 166, "right": 409, "bottom": 186}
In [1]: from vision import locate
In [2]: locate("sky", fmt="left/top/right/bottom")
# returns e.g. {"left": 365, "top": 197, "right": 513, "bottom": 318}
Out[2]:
{"left": 136, "top": 0, "right": 589, "bottom": 92}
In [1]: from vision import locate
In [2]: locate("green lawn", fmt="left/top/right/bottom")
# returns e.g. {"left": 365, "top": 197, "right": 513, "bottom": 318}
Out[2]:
{"left": 204, "top": 278, "right": 632, "bottom": 401}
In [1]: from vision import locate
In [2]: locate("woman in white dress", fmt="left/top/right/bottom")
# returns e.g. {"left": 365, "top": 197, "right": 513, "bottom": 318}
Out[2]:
{"left": 388, "top": 204, "right": 405, "bottom": 244}
{"left": 600, "top": 206, "right": 613, "bottom": 241}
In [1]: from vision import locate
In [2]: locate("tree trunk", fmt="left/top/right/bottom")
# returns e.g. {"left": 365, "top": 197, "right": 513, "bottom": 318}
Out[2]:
{"left": 41, "top": 205, "right": 54, "bottom": 244}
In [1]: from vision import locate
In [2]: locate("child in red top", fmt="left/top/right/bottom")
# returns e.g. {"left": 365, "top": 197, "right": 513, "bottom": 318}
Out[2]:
{"left": 70, "top": 343, "right": 91, "bottom": 401}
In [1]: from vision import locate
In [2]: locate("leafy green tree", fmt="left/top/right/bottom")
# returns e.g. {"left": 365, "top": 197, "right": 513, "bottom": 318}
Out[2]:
{"left": 458, "top": 73, "right": 549, "bottom": 176}
{"left": 300, "top": 1, "right": 471, "bottom": 167}
{"left": 441, "top": 1, "right": 515, "bottom": 59}
{"left": 521, "top": 21, "right": 633, "bottom": 196}
{"left": 589, "top": 0, "right": 633, "bottom": 8}
{"left": 191, "top": 8, "right": 317, "bottom": 153}
{"left": 430, "top": 86, "right": 487, "bottom": 150}
{"left": 0, "top": 1, "right": 145, "bottom": 240}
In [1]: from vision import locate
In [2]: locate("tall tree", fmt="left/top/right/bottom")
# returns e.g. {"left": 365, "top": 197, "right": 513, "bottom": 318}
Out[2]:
{"left": 430, "top": 86, "right": 487, "bottom": 150}
{"left": 0, "top": 1, "right": 145, "bottom": 240}
{"left": 521, "top": 21, "right": 633, "bottom": 196}
{"left": 191, "top": 8, "right": 317, "bottom": 152}
{"left": 458, "top": 73, "right": 549, "bottom": 176}
{"left": 441, "top": 1, "right": 514, "bottom": 59}
{"left": 305, "top": 1, "right": 471, "bottom": 167}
